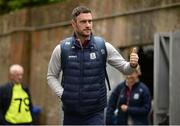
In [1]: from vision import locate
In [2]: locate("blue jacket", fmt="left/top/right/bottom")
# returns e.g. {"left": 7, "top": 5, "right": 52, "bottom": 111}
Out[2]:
{"left": 61, "top": 35, "right": 107, "bottom": 115}
{"left": 106, "top": 81, "right": 151, "bottom": 125}
{"left": 0, "top": 82, "right": 34, "bottom": 125}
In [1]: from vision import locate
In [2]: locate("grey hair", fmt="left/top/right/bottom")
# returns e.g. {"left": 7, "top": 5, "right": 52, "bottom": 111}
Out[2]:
{"left": 9, "top": 64, "right": 24, "bottom": 75}
{"left": 72, "top": 6, "right": 91, "bottom": 20}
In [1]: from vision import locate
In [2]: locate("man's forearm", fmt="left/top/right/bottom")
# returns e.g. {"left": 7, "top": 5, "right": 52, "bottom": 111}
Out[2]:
{"left": 47, "top": 75, "right": 63, "bottom": 98}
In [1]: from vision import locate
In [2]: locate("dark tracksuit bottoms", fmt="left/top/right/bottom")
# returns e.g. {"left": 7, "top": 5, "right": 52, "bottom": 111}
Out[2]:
{"left": 63, "top": 110, "right": 105, "bottom": 125}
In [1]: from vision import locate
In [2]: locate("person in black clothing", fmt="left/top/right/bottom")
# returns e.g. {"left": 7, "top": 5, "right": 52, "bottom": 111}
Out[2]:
{"left": 106, "top": 66, "right": 151, "bottom": 125}
{"left": 0, "top": 64, "right": 34, "bottom": 125}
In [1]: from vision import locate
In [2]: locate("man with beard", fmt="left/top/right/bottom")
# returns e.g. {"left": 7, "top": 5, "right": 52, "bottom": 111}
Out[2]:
{"left": 47, "top": 6, "right": 139, "bottom": 125}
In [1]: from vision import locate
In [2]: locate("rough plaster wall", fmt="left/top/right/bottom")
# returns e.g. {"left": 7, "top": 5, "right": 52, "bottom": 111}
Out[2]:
{"left": 30, "top": 28, "right": 67, "bottom": 124}
{"left": 0, "top": 9, "right": 30, "bottom": 85}
{"left": 0, "top": 36, "right": 11, "bottom": 85}
{"left": 91, "top": 0, "right": 180, "bottom": 47}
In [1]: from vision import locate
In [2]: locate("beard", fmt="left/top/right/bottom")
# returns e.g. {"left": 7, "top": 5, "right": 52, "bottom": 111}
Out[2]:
{"left": 75, "top": 27, "right": 92, "bottom": 37}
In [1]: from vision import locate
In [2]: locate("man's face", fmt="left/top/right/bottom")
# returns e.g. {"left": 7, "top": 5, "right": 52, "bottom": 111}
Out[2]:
{"left": 11, "top": 70, "right": 23, "bottom": 83}
{"left": 72, "top": 12, "right": 92, "bottom": 37}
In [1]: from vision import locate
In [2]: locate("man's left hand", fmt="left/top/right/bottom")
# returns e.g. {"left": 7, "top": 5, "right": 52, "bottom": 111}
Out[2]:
{"left": 130, "top": 48, "right": 139, "bottom": 68}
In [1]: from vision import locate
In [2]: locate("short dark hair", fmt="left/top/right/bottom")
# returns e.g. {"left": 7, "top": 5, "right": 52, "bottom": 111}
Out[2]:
{"left": 72, "top": 6, "right": 91, "bottom": 20}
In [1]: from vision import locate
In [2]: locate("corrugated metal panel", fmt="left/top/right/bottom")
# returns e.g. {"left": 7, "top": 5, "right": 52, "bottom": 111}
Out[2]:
{"left": 154, "top": 31, "right": 180, "bottom": 124}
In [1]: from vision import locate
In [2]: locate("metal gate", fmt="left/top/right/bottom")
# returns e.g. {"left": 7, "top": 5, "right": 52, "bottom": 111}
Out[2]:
{"left": 154, "top": 31, "right": 180, "bottom": 125}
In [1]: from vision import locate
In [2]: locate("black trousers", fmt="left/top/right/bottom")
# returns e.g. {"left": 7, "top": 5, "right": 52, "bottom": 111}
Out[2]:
{"left": 63, "top": 110, "right": 105, "bottom": 125}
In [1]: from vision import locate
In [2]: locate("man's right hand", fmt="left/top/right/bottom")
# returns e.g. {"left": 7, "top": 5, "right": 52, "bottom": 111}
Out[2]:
{"left": 130, "top": 48, "right": 139, "bottom": 68}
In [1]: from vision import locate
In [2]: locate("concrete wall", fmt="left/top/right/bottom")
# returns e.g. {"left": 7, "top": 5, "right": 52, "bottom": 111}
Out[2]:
{"left": 0, "top": 0, "right": 180, "bottom": 124}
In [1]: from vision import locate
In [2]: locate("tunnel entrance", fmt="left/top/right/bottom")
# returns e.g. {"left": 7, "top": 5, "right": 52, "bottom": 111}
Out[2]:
{"left": 138, "top": 45, "right": 154, "bottom": 98}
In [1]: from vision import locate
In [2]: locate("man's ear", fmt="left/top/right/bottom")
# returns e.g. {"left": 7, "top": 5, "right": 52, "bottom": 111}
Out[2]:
{"left": 71, "top": 19, "right": 76, "bottom": 28}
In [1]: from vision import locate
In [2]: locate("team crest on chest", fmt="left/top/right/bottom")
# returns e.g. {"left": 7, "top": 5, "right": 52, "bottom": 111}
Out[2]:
{"left": 90, "top": 52, "right": 96, "bottom": 59}
{"left": 133, "top": 93, "right": 139, "bottom": 100}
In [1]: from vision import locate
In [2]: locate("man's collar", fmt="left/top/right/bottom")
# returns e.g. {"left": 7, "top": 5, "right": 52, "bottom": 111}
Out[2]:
{"left": 73, "top": 33, "right": 93, "bottom": 48}
{"left": 73, "top": 32, "right": 91, "bottom": 41}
